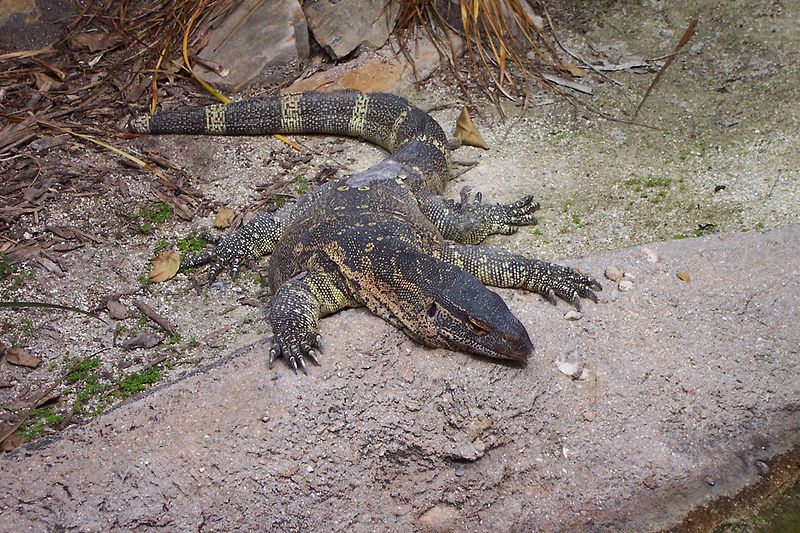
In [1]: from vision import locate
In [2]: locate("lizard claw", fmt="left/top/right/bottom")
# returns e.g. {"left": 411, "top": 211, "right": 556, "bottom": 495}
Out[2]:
{"left": 269, "top": 332, "right": 324, "bottom": 375}
{"left": 529, "top": 262, "right": 602, "bottom": 309}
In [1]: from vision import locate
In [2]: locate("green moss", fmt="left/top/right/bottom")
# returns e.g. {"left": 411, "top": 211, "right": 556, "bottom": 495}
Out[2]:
{"left": 624, "top": 176, "right": 673, "bottom": 188}
{"left": 17, "top": 407, "right": 65, "bottom": 439}
{"left": 20, "top": 318, "right": 34, "bottom": 339}
{"left": 694, "top": 223, "right": 717, "bottom": 237}
{"left": 117, "top": 365, "right": 162, "bottom": 397}
{"left": 65, "top": 356, "right": 101, "bottom": 384}
{"left": 296, "top": 174, "right": 309, "bottom": 194}
{"left": 137, "top": 202, "right": 174, "bottom": 234}
{"left": 177, "top": 231, "right": 209, "bottom": 255}
{"left": 154, "top": 238, "right": 170, "bottom": 253}
{"left": 139, "top": 269, "right": 150, "bottom": 288}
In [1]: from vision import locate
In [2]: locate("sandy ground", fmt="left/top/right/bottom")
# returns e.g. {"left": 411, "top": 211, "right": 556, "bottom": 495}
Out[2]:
{"left": 1, "top": 0, "right": 799, "bottom": 531}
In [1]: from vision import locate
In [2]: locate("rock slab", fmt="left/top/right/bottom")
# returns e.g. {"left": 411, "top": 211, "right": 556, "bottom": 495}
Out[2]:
{"left": 303, "top": 0, "right": 399, "bottom": 59}
{"left": 0, "top": 225, "right": 798, "bottom": 531}
{"left": 194, "top": 0, "right": 309, "bottom": 91}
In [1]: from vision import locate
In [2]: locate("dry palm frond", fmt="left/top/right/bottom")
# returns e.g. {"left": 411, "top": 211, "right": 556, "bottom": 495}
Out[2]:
{"left": 395, "top": 0, "right": 571, "bottom": 112}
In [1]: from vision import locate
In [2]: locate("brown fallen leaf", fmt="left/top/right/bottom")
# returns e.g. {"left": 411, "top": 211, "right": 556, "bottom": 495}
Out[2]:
{"left": 46, "top": 225, "right": 78, "bottom": 240}
{"left": 562, "top": 62, "right": 587, "bottom": 77}
{"left": 122, "top": 332, "right": 161, "bottom": 350}
{"left": 454, "top": 107, "right": 488, "bottom": 150}
{"left": 676, "top": 271, "right": 692, "bottom": 283}
{"left": 106, "top": 298, "right": 129, "bottom": 320}
{"left": 149, "top": 250, "right": 180, "bottom": 283}
{"left": 33, "top": 72, "right": 62, "bottom": 92}
{"left": 70, "top": 31, "right": 125, "bottom": 52}
{"left": 214, "top": 208, "right": 235, "bottom": 229}
{"left": 5, "top": 347, "right": 41, "bottom": 368}
{"left": 0, "top": 430, "right": 25, "bottom": 452}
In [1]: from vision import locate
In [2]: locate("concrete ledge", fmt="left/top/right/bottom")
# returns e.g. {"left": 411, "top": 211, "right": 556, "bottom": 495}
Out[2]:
{"left": 1, "top": 225, "right": 798, "bottom": 531}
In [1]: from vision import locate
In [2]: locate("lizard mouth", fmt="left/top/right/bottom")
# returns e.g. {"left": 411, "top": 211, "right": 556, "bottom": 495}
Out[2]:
{"left": 443, "top": 319, "right": 534, "bottom": 361}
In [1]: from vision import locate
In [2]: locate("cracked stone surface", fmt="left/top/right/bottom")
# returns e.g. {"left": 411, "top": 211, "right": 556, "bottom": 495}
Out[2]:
{"left": 1, "top": 226, "right": 798, "bottom": 531}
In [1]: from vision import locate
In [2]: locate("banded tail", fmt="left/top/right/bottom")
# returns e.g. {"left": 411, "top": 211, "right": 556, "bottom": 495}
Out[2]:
{"left": 129, "top": 90, "right": 447, "bottom": 156}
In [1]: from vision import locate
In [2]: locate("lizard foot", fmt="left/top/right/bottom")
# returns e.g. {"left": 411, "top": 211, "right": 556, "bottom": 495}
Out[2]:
{"left": 451, "top": 188, "right": 540, "bottom": 242}
{"left": 180, "top": 232, "right": 252, "bottom": 281}
{"left": 529, "top": 262, "right": 602, "bottom": 311}
{"left": 269, "top": 332, "right": 324, "bottom": 375}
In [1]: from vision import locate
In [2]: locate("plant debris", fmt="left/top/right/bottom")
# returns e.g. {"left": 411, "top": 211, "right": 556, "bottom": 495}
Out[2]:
{"left": 4, "top": 347, "right": 41, "bottom": 368}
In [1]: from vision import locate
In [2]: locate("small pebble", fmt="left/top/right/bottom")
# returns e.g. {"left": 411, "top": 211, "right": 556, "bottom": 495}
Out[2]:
{"left": 755, "top": 461, "right": 769, "bottom": 475}
{"left": 564, "top": 310, "right": 583, "bottom": 321}
{"left": 455, "top": 467, "right": 465, "bottom": 477}
{"left": 618, "top": 279, "right": 634, "bottom": 292}
{"left": 608, "top": 288, "right": 620, "bottom": 302}
{"left": 582, "top": 411, "right": 596, "bottom": 422}
{"left": 704, "top": 476, "right": 715, "bottom": 486}
{"left": 604, "top": 266, "right": 624, "bottom": 282}
{"left": 642, "top": 247, "right": 659, "bottom": 263}
{"left": 643, "top": 475, "right": 657, "bottom": 489}
{"left": 677, "top": 271, "right": 692, "bottom": 283}
{"left": 556, "top": 360, "right": 581, "bottom": 377}
{"left": 622, "top": 272, "right": 636, "bottom": 282}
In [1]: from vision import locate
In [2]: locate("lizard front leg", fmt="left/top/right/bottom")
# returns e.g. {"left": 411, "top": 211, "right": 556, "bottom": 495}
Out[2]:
{"left": 181, "top": 211, "right": 286, "bottom": 280}
{"left": 417, "top": 188, "right": 539, "bottom": 245}
{"left": 269, "top": 270, "right": 358, "bottom": 374}
{"left": 438, "top": 242, "right": 601, "bottom": 309}
{"left": 182, "top": 184, "right": 333, "bottom": 280}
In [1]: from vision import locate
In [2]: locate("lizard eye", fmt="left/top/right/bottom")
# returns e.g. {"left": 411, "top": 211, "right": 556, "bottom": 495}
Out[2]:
{"left": 466, "top": 316, "right": 490, "bottom": 335}
{"left": 427, "top": 302, "right": 438, "bottom": 317}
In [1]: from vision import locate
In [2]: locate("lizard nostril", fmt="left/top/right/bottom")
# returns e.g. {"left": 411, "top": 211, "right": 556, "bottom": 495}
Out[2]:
{"left": 427, "top": 302, "right": 438, "bottom": 317}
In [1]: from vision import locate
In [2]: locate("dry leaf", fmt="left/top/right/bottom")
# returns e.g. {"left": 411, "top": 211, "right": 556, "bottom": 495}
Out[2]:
{"left": 122, "top": 332, "right": 161, "bottom": 350}
{"left": 213, "top": 208, "right": 235, "bottom": 229}
{"left": 149, "top": 250, "right": 180, "bottom": 283}
{"left": 676, "top": 271, "right": 691, "bottom": 283}
{"left": 71, "top": 31, "right": 125, "bottom": 52}
{"left": 5, "top": 347, "right": 41, "bottom": 368}
{"left": 1, "top": 431, "right": 25, "bottom": 452}
{"left": 106, "top": 298, "right": 129, "bottom": 320}
{"left": 454, "top": 107, "right": 488, "bottom": 150}
{"left": 562, "top": 62, "right": 587, "bottom": 77}
{"left": 34, "top": 72, "right": 61, "bottom": 92}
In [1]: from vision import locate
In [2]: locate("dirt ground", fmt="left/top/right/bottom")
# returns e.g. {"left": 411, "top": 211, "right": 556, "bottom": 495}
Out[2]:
{"left": 1, "top": 0, "right": 799, "bottom": 531}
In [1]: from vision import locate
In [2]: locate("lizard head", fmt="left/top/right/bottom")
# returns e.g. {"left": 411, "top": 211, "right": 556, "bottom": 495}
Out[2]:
{"left": 387, "top": 253, "right": 534, "bottom": 360}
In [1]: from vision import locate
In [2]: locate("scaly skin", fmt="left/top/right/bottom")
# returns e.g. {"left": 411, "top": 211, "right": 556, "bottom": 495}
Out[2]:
{"left": 130, "top": 90, "right": 601, "bottom": 373}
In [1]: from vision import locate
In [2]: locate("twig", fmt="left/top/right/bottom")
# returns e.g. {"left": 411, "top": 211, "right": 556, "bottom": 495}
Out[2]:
{"left": 133, "top": 299, "right": 177, "bottom": 336}
{"left": 633, "top": 17, "right": 699, "bottom": 118}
